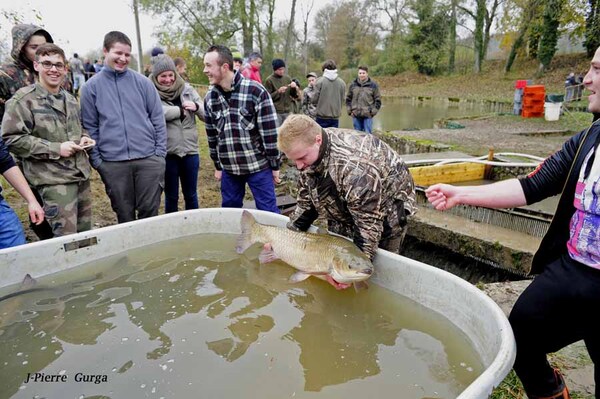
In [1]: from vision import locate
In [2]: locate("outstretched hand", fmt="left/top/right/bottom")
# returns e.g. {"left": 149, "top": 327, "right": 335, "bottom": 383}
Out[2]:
{"left": 425, "top": 183, "right": 460, "bottom": 211}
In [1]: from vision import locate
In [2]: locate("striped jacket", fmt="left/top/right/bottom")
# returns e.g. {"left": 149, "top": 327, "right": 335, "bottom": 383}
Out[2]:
{"left": 204, "top": 72, "right": 280, "bottom": 175}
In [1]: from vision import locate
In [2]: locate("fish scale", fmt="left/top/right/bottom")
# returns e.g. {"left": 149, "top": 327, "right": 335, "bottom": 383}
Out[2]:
{"left": 236, "top": 211, "right": 373, "bottom": 285}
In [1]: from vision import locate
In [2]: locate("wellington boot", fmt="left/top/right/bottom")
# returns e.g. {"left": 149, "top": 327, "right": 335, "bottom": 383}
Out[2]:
{"left": 528, "top": 369, "right": 571, "bottom": 399}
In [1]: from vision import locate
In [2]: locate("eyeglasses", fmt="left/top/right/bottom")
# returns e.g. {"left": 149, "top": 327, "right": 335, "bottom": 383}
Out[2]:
{"left": 39, "top": 61, "right": 66, "bottom": 71}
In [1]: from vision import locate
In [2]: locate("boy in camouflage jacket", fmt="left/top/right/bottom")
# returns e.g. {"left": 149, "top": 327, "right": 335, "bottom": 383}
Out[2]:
{"left": 278, "top": 115, "right": 416, "bottom": 288}
{"left": 2, "top": 44, "right": 93, "bottom": 237}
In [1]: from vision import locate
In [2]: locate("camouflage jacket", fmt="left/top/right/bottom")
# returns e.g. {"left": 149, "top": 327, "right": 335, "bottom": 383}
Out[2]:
{"left": 0, "top": 24, "right": 54, "bottom": 122}
{"left": 1, "top": 84, "right": 91, "bottom": 187}
{"left": 302, "top": 86, "right": 317, "bottom": 119}
{"left": 290, "top": 128, "right": 416, "bottom": 259}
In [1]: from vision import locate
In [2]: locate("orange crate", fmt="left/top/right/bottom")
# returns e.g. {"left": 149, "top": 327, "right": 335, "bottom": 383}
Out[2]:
{"left": 522, "top": 110, "right": 544, "bottom": 118}
{"left": 523, "top": 85, "right": 545, "bottom": 94}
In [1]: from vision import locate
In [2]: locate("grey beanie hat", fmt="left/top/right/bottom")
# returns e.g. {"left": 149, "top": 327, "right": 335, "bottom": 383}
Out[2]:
{"left": 152, "top": 54, "right": 176, "bottom": 78}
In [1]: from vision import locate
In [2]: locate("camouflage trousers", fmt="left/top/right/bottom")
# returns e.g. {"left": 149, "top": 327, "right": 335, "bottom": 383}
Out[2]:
{"left": 36, "top": 180, "right": 92, "bottom": 237}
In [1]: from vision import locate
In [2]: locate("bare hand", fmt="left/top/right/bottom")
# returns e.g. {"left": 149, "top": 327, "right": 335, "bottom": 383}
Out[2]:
{"left": 28, "top": 200, "right": 45, "bottom": 225}
{"left": 290, "top": 81, "right": 297, "bottom": 89}
{"left": 214, "top": 170, "right": 222, "bottom": 181}
{"left": 325, "top": 275, "right": 351, "bottom": 290}
{"left": 272, "top": 170, "right": 280, "bottom": 184}
{"left": 278, "top": 86, "right": 287, "bottom": 93}
{"left": 79, "top": 137, "right": 96, "bottom": 149}
{"left": 182, "top": 100, "right": 197, "bottom": 111}
{"left": 425, "top": 183, "right": 460, "bottom": 210}
{"left": 60, "top": 141, "right": 83, "bottom": 157}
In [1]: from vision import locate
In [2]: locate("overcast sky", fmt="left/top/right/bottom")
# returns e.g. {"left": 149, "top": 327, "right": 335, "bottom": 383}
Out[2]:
{"left": 1, "top": 0, "right": 324, "bottom": 60}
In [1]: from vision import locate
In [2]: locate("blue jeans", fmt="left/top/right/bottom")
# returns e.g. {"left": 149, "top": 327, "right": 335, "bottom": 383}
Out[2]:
{"left": 221, "top": 168, "right": 280, "bottom": 214}
{"left": 352, "top": 116, "right": 373, "bottom": 133}
{"left": 0, "top": 198, "right": 26, "bottom": 249}
{"left": 165, "top": 154, "right": 199, "bottom": 213}
{"left": 316, "top": 117, "right": 339, "bottom": 128}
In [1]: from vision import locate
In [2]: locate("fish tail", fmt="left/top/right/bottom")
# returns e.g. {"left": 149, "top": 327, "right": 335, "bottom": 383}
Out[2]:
{"left": 236, "top": 210, "right": 257, "bottom": 254}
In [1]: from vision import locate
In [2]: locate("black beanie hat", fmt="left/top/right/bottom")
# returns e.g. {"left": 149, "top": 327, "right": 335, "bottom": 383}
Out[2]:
{"left": 272, "top": 58, "right": 285, "bottom": 70}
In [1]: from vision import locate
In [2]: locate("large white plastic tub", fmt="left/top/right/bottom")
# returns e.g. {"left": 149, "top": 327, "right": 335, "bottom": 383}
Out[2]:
{"left": 0, "top": 208, "right": 515, "bottom": 398}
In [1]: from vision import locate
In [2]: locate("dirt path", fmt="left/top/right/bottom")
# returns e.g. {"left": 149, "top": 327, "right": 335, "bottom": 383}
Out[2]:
{"left": 389, "top": 114, "right": 583, "bottom": 157}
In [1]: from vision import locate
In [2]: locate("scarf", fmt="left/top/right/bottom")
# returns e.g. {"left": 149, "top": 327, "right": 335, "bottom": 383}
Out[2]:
{"left": 152, "top": 73, "right": 186, "bottom": 102}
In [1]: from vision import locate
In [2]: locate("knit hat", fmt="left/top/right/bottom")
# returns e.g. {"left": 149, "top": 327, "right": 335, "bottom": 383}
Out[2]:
{"left": 152, "top": 54, "right": 176, "bottom": 77}
{"left": 151, "top": 47, "right": 165, "bottom": 57}
{"left": 306, "top": 72, "right": 317, "bottom": 78}
{"left": 272, "top": 58, "right": 285, "bottom": 70}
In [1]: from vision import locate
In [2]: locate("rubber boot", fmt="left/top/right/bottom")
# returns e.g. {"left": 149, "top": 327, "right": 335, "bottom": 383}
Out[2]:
{"left": 528, "top": 369, "right": 571, "bottom": 399}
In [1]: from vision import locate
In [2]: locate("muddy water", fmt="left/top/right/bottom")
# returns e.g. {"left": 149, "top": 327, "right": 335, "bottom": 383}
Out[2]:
{"left": 0, "top": 234, "right": 483, "bottom": 399}
{"left": 339, "top": 96, "right": 510, "bottom": 131}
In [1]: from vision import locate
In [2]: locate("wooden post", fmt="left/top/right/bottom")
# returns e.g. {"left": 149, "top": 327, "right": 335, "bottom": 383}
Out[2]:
{"left": 484, "top": 147, "right": 494, "bottom": 180}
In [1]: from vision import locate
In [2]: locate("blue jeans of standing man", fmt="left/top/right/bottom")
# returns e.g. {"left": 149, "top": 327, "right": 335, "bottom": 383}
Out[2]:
{"left": 352, "top": 117, "right": 373, "bottom": 133}
{"left": 352, "top": 116, "right": 373, "bottom": 133}
{"left": 0, "top": 198, "right": 26, "bottom": 249}
{"left": 221, "top": 168, "right": 280, "bottom": 214}
{"left": 165, "top": 154, "right": 200, "bottom": 213}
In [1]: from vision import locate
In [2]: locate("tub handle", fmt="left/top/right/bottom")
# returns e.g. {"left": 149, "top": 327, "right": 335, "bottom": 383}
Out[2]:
{"left": 63, "top": 237, "right": 98, "bottom": 252}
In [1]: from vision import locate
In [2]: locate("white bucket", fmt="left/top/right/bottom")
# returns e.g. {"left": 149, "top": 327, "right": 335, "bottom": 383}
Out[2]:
{"left": 544, "top": 102, "right": 562, "bottom": 121}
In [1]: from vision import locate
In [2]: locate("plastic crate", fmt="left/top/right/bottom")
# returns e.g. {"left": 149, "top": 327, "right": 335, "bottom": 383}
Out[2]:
{"left": 522, "top": 110, "right": 544, "bottom": 118}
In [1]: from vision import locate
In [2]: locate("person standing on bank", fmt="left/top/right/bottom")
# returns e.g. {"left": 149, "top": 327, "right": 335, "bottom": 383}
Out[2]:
{"left": 302, "top": 72, "right": 318, "bottom": 120}
{"left": 264, "top": 59, "right": 299, "bottom": 126}
{"left": 425, "top": 46, "right": 600, "bottom": 399}
{"left": 346, "top": 65, "right": 381, "bottom": 133}
{"left": 311, "top": 59, "right": 346, "bottom": 128}
{"left": 278, "top": 114, "right": 416, "bottom": 289}
{"left": 81, "top": 31, "right": 167, "bottom": 223}
{"left": 203, "top": 45, "right": 280, "bottom": 213}
{"left": 151, "top": 55, "right": 204, "bottom": 213}
{"left": 0, "top": 24, "right": 57, "bottom": 240}
{"left": 2, "top": 43, "right": 93, "bottom": 237}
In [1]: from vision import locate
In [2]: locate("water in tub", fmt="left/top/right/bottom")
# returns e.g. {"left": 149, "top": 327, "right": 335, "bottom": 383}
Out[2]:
{"left": 0, "top": 234, "right": 484, "bottom": 398}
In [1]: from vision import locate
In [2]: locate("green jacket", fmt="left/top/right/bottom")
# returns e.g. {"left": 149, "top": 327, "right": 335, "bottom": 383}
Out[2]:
{"left": 1, "top": 84, "right": 91, "bottom": 187}
{"left": 311, "top": 70, "right": 346, "bottom": 119}
{"left": 346, "top": 77, "right": 381, "bottom": 118}
{"left": 264, "top": 74, "right": 299, "bottom": 114}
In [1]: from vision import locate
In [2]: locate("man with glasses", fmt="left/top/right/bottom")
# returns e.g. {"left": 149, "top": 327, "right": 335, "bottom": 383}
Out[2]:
{"left": 0, "top": 24, "right": 56, "bottom": 240}
{"left": 2, "top": 43, "right": 94, "bottom": 237}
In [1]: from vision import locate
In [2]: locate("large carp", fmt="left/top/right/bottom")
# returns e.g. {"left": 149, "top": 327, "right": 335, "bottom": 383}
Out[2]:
{"left": 235, "top": 211, "right": 373, "bottom": 288}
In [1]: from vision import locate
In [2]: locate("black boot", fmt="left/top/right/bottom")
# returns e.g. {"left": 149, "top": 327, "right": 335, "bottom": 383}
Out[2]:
{"left": 528, "top": 369, "right": 571, "bottom": 399}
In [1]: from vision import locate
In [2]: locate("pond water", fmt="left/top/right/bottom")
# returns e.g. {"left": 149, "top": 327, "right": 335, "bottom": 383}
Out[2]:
{"left": 0, "top": 234, "right": 483, "bottom": 399}
{"left": 339, "top": 96, "right": 511, "bottom": 131}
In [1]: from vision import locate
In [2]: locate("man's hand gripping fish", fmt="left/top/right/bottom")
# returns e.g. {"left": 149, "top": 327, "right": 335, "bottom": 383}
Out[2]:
{"left": 236, "top": 210, "right": 373, "bottom": 290}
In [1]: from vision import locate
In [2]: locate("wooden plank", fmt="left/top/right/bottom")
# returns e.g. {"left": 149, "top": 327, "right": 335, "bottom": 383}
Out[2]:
{"left": 409, "top": 162, "right": 486, "bottom": 186}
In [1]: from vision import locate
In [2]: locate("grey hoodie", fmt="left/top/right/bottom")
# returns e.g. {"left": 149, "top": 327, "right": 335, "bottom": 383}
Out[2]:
{"left": 311, "top": 69, "right": 346, "bottom": 119}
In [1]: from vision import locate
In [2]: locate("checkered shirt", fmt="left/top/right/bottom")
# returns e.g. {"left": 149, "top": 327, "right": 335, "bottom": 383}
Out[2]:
{"left": 204, "top": 72, "right": 280, "bottom": 175}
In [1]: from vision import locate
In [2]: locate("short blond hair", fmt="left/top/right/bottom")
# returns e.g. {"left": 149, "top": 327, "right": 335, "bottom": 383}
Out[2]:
{"left": 278, "top": 114, "right": 321, "bottom": 153}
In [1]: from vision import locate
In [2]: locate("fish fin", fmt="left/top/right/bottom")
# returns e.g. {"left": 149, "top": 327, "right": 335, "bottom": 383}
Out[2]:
{"left": 258, "top": 245, "right": 279, "bottom": 264}
{"left": 289, "top": 272, "right": 312, "bottom": 283}
{"left": 236, "top": 210, "right": 257, "bottom": 254}
{"left": 353, "top": 281, "right": 369, "bottom": 292}
{"left": 315, "top": 227, "right": 329, "bottom": 235}
{"left": 21, "top": 274, "right": 37, "bottom": 289}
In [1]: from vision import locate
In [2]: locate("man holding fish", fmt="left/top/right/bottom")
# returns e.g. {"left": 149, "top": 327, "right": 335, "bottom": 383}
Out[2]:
{"left": 276, "top": 114, "right": 416, "bottom": 288}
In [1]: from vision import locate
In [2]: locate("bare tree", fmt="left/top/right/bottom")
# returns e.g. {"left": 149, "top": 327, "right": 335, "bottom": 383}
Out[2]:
{"left": 284, "top": 0, "right": 298, "bottom": 62}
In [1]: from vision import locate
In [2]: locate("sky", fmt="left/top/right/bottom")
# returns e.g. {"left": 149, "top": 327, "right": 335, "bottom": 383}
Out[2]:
{"left": 1, "top": 0, "right": 327, "bottom": 61}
